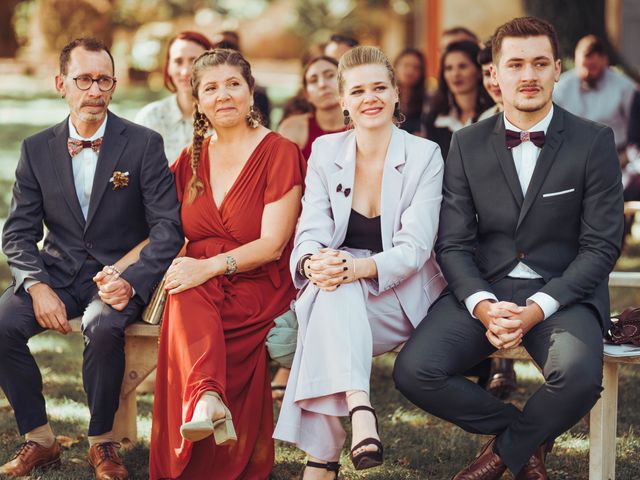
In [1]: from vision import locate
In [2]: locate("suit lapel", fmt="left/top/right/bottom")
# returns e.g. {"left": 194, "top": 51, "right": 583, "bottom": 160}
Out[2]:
{"left": 517, "top": 108, "right": 565, "bottom": 229}
{"left": 330, "top": 131, "right": 356, "bottom": 245}
{"left": 49, "top": 118, "right": 85, "bottom": 228}
{"left": 380, "top": 127, "right": 404, "bottom": 250}
{"left": 85, "top": 112, "right": 128, "bottom": 230}
{"left": 491, "top": 114, "right": 524, "bottom": 207}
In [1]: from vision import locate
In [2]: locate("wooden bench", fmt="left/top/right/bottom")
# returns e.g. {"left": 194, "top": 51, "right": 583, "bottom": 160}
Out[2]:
{"left": 69, "top": 271, "right": 640, "bottom": 479}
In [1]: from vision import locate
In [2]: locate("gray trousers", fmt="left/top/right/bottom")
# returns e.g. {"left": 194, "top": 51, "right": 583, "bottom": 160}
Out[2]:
{"left": 0, "top": 258, "right": 144, "bottom": 436}
{"left": 393, "top": 277, "right": 604, "bottom": 475}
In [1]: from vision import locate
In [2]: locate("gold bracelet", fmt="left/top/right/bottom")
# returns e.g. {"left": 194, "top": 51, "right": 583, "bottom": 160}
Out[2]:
{"left": 352, "top": 257, "right": 357, "bottom": 281}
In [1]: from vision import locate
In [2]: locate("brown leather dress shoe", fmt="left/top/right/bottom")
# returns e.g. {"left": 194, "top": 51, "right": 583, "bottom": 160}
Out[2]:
{"left": 88, "top": 442, "right": 129, "bottom": 480}
{"left": 486, "top": 359, "right": 517, "bottom": 399}
{"left": 452, "top": 438, "right": 507, "bottom": 480}
{"left": 0, "top": 440, "right": 61, "bottom": 476}
{"left": 515, "top": 442, "right": 553, "bottom": 480}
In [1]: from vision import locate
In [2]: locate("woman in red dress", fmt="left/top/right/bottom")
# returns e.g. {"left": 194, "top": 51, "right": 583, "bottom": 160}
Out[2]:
{"left": 149, "top": 49, "right": 304, "bottom": 480}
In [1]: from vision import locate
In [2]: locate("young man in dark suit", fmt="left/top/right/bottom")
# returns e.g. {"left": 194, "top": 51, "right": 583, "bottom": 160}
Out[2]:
{"left": 394, "top": 17, "right": 624, "bottom": 480}
{"left": 0, "top": 38, "right": 183, "bottom": 479}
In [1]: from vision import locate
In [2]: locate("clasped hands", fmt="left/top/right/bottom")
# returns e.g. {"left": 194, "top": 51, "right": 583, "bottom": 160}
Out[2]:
{"left": 93, "top": 266, "right": 133, "bottom": 311}
{"left": 474, "top": 300, "right": 544, "bottom": 350}
{"left": 303, "top": 248, "right": 358, "bottom": 291}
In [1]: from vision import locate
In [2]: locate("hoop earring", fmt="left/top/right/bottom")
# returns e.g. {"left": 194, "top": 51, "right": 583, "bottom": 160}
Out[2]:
{"left": 246, "top": 105, "right": 261, "bottom": 129}
{"left": 342, "top": 109, "right": 351, "bottom": 126}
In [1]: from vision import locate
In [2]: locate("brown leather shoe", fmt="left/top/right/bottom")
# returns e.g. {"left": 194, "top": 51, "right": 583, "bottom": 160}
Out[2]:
{"left": 0, "top": 440, "right": 61, "bottom": 476}
{"left": 452, "top": 438, "right": 507, "bottom": 480}
{"left": 514, "top": 441, "right": 553, "bottom": 480}
{"left": 88, "top": 442, "right": 129, "bottom": 480}
{"left": 486, "top": 359, "right": 517, "bottom": 399}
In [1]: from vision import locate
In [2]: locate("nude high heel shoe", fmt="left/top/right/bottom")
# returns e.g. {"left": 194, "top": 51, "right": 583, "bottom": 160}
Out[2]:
{"left": 180, "top": 392, "right": 237, "bottom": 445}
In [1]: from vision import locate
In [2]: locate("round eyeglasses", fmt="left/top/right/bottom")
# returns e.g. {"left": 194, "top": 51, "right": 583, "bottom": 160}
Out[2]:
{"left": 72, "top": 75, "right": 116, "bottom": 92}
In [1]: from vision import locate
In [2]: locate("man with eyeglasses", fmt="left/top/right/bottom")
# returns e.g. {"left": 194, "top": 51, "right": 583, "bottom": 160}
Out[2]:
{"left": 0, "top": 37, "right": 183, "bottom": 479}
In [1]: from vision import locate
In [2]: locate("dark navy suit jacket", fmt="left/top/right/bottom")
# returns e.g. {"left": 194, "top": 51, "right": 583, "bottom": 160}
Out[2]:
{"left": 2, "top": 111, "right": 183, "bottom": 303}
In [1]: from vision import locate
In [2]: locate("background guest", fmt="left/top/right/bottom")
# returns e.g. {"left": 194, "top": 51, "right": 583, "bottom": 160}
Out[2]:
{"left": 394, "top": 47, "right": 428, "bottom": 135}
{"left": 554, "top": 34, "right": 637, "bottom": 151}
{"left": 440, "top": 26, "right": 479, "bottom": 52}
{"left": 279, "top": 56, "right": 345, "bottom": 160}
{"left": 324, "top": 33, "right": 359, "bottom": 60}
{"left": 135, "top": 31, "right": 213, "bottom": 163}
{"left": 423, "top": 40, "right": 494, "bottom": 158}
{"left": 478, "top": 38, "right": 504, "bottom": 120}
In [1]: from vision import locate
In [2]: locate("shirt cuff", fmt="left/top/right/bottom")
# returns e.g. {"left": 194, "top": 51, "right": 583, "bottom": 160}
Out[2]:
{"left": 464, "top": 291, "right": 498, "bottom": 318}
{"left": 527, "top": 292, "right": 560, "bottom": 320}
{"left": 24, "top": 279, "right": 41, "bottom": 293}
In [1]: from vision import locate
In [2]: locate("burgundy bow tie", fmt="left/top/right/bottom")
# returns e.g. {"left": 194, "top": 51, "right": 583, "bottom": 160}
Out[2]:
{"left": 67, "top": 137, "right": 102, "bottom": 157}
{"left": 505, "top": 129, "right": 545, "bottom": 150}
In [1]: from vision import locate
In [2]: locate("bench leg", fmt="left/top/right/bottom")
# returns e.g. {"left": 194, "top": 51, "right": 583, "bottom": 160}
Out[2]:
{"left": 112, "top": 389, "right": 137, "bottom": 446}
{"left": 112, "top": 335, "right": 159, "bottom": 446}
{"left": 589, "top": 361, "right": 618, "bottom": 480}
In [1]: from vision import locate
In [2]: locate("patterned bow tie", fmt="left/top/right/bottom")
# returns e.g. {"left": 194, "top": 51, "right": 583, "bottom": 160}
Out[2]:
{"left": 67, "top": 137, "right": 102, "bottom": 157}
{"left": 505, "top": 129, "right": 545, "bottom": 150}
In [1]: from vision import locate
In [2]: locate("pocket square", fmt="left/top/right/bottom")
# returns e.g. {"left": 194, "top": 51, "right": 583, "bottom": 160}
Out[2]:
{"left": 542, "top": 188, "right": 575, "bottom": 198}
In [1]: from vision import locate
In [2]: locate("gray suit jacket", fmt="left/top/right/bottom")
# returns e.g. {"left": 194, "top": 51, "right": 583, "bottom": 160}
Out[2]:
{"left": 436, "top": 105, "right": 624, "bottom": 332}
{"left": 2, "top": 111, "right": 183, "bottom": 303}
{"left": 291, "top": 126, "right": 446, "bottom": 327}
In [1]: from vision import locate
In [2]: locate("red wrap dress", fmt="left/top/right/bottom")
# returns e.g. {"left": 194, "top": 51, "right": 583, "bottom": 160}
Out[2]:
{"left": 149, "top": 133, "right": 305, "bottom": 480}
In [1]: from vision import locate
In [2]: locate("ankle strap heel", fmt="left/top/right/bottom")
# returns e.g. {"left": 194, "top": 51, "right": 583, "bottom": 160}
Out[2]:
{"left": 305, "top": 460, "right": 340, "bottom": 479}
{"left": 348, "top": 405, "right": 384, "bottom": 470}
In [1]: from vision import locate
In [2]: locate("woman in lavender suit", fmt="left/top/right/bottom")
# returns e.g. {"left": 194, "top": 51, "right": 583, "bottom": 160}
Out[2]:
{"left": 274, "top": 46, "right": 445, "bottom": 480}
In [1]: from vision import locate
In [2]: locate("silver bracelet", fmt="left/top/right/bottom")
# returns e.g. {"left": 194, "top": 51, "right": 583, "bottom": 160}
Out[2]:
{"left": 108, "top": 265, "right": 122, "bottom": 276}
{"left": 224, "top": 255, "right": 238, "bottom": 276}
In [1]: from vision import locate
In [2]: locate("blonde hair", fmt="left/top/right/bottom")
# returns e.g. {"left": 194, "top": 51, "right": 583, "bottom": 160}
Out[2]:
{"left": 186, "top": 48, "right": 260, "bottom": 203}
{"left": 337, "top": 46, "right": 397, "bottom": 95}
{"left": 337, "top": 46, "right": 403, "bottom": 126}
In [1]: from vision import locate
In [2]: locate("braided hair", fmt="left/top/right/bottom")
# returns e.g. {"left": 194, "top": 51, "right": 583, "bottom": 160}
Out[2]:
{"left": 186, "top": 48, "right": 257, "bottom": 203}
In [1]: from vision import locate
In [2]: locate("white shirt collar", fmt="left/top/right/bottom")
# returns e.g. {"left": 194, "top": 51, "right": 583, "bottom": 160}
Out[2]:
{"left": 503, "top": 104, "right": 554, "bottom": 134}
{"left": 68, "top": 113, "right": 108, "bottom": 141}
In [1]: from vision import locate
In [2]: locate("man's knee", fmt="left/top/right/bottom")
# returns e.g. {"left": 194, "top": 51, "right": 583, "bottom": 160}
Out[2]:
{"left": 81, "top": 301, "right": 126, "bottom": 350}
{"left": 546, "top": 353, "right": 603, "bottom": 402}
{"left": 393, "top": 343, "right": 447, "bottom": 397}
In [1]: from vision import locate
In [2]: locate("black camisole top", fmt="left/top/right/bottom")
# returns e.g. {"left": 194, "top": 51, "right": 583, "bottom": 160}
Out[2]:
{"left": 341, "top": 209, "right": 383, "bottom": 253}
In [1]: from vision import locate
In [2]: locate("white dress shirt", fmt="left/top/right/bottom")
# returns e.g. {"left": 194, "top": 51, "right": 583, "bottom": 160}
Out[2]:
{"left": 69, "top": 115, "right": 107, "bottom": 219}
{"left": 464, "top": 106, "right": 561, "bottom": 320}
{"left": 24, "top": 115, "right": 107, "bottom": 293}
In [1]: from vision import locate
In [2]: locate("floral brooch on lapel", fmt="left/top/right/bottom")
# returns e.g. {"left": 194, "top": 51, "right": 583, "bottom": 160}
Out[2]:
{"left": 109, "top": 171, "right": 129, "bottom": 190}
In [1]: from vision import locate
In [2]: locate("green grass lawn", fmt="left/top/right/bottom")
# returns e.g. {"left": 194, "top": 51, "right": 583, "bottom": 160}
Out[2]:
{"left": 0, "top": 334, "right": 639, "bottom": 479}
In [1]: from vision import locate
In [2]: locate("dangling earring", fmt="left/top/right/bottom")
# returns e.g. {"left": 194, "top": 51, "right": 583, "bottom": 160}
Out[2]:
{"left": 193, "top": 106, "right": 210, "bottom": 137}
{"left": 342, "top": 109, "right": 351, "bottom": 126}
{"left": 393, "top": 102, "right": 401, "bottom": 118}
{"left": 246, "top": 105, "right": 260, "bottom": 129}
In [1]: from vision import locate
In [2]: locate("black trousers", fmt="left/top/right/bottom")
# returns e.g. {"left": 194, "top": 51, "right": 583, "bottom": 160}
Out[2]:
{"left": 393, "top": 277, "right": 604, "bottom": 474}
{"left": 0, "top": 259, "right": 144, "bottom": 436}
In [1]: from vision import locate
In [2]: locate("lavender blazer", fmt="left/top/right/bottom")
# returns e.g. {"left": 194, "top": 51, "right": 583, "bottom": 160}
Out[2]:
{"left": 290, "top": 126, "right": 446, "bottom": 327}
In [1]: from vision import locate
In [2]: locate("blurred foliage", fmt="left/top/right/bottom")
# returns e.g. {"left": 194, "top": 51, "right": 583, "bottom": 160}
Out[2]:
{"left": 292, "top": 0, "right": 388, "bottom": 44}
